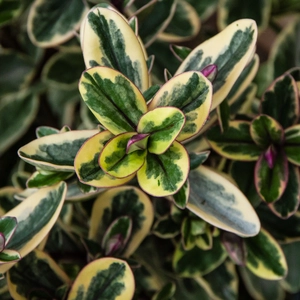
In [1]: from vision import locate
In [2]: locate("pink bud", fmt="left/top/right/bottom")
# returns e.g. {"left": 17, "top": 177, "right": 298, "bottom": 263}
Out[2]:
{"left": 264, "top": 145, "right": 276, "bottom": 169}
{"left": 201, "top": 64, "right": 218, "bottom": 82}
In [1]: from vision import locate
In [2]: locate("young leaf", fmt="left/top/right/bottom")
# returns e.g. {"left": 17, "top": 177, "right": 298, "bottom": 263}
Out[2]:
{"left": 0, "top": 217, "right": 17, "bottom": 247}
{"left": 67, "top": 257, "right": 134, "bottom": 300}
{"left": 137, "top": 141, "right": 189, "bottom": 197}
{"left": 89, "top": 186, "right": 153, "bottom": 257}
{"left": 148, "top": 71, "right": 212, "bottom": 141}
{"left": 138, "top": 107, "right": 185, "bottom": 154}
{"left": 172, "top": 180, "right": 190, "bottom": 209}
{"left": 188, "top": 166, "right": 260, "bottom": 237}
{"left": 284, "top": 124, "right": 300, "bottom": 166}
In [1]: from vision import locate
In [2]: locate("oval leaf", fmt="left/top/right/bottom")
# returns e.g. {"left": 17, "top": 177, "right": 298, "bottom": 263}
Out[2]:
{"left": 137, "top": 141, "right": 189, "bottom": 197}
{"left": 81, "top": 6, "right": 148, "bottom": 91}
{"left": 67, "top": 257, "right": 134, "bottom": 300}
{"left": 188, "top": 166, "right": 260, "bottom": 237}
{"left": 79, "top": 66, "right": 147, "bottom": 135}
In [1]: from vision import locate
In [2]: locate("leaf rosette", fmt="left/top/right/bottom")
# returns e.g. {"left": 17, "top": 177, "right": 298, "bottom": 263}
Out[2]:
{"left": 75, "top": 67, "right": 212, "bottom": 196}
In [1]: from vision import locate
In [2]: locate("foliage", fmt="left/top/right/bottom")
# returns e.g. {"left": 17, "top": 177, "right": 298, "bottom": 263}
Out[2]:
{"left": 0, "top": 0, "right": 300, "bottom": 299}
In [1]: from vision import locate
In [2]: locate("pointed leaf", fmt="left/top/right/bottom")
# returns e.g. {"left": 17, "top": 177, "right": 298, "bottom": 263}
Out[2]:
{"left": 18, "top": 130, "right": 98, "bottom": 171}
{"left": 176, "top": 19, "right": 257, "bottom": 110}
{"left": 189, "top": 151, "right": 210, "bottom": 170}
{"left": 143, "top": 85, "right": 160, "bottom": 102}
{"left": 255, "top": 150, "right": 288, "bottom": 203}
{"left": 170, "top": 45, "right": 192, "bottom": 61}
{"left": 217, "top": 98, "right": 230, "bottom": 132}
{"left": 261, "top": 73, "right": 299, "bottom": 128}
{"left": 102, "top": 216, "right": 132, "bottom": 256}
{"left": 67, "top": 257, "right": 134, "bottom": 300}
{"left": 188, "top": 165, "right": 260, "bottom": 237}
{"left": 79, "top": 66, "right": 147, "bottom": 135}
{"left": 158, "top": 0, "right": 200, "bottom": 42}
{"left": 81, "top": 6, "right": 148, "bottom": 91}
{"left": 28, "top": 0, "right": 87, "bottom": 47}
{"left": 138, "top": 107, "right": 185, "bottom": 154}
{"left": 0, "top": 217, "right": 17, "bottom": 247}
{"left": 89, "top": 186, "right": 154, "bottom": 257}
{"left": 100, "top": 132, "right": 147, "bottom": 178}
{"left": 75, "top": 131, "right": 134, "bottom": 187}
{"left": 250, "top": 114, "right": 284, "bottom": 148}
{"left": 148, "top": 71, "right": 212, "bottom": 141}
{"left": 7, "top": 249, "right": 71, "bottom": 300}
{"left": 0, "top": 250, "right": 20, "bottom": 264}
{"left": 207, "top": 121, "right": 261, "bottom": 161}
{"left": 137, "top": 141, "right": 189, "bottom": 197}
{"left": 269, "top": 163, "right": 300, "bottom": 218}
{"left": 36, "top": 126, "right": 60, "bottom": 138}
{"left": 173, "top": 236, "right": 227, "bottom": 277}
{"left": 0, "top": 182, "right": 66, "bottom": 274}
{"left": 245, "top": 228, "right": 288, "bottom": 280}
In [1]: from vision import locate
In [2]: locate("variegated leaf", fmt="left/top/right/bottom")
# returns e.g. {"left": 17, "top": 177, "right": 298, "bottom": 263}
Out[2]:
{"left": 100, "top": 132, "right": 147, "bottom": 178}
{"left": 189, "top": 151, "right": 210, "bottom": 170}
{"left": 27, "top": 170, "right": 73, "bottom": 189}
{"left": 250, "top": 114, "right": 284, "bottom": 148}
{"left": 0, "top": 90, "right": 38, "bottom": 155}
{"left": 261, "top": 73, "right": 299, "bottom": 128}
{"left": 217, "top": 0, "right": 271, "bottom": 33}
{"left": 75, "top": 131, "right": 134, "bottom": 187}
{"left": 0, "top": 250, "right": 20, "bottom": 264}
{"left": 152, "top": 216, "right": 180, "bottom": 239}
{"left": 67, "top": 257, "right": 134, "bottom": 300}
{"left": 195, "top": 261, "right": 238, "bottom": 300}
{"left": 245, "top": 228, "right": 288, "bottom": 280}
{"left": 136, "top": 0, "right": 176, "bottom": 47}
{"left": 7, "top": 249, "right": 71, "bottom": 300}
{"left": 172, "top": 179, "right": 189, "bottom": 209}
{"left": 137, "top": 141, "right": 189, "bottom": 197}
{"left": 138, "top": 107, "right": 185, "bottom": 154}
{"left": 281, "top": 241, "right": 300, "bottom": 293}
{"left": 188, "top": 166, "right": 260, "bottom": 237}
{"left": 79, "top": 66, "right": 147, "bottom": 135}
{"left": 152, "top": 282, "right": 176, "bottom": 300}
{"left": 0, "top": 217, "right": 17, "bottom": 247}
{"left": 284, "top": 124, "right": 300, "bottom": 166}
{"left": 255, "top": 150, "right": 288, "bottom": 203}
{"left": 176, "top": 19, "right": 257, "bottom": 110}
{"left": 148, "top": 71, "right": 212, "bottom": 141}
{"left": 80, "top": 6, "right": 149, "bottom": 91}
{"left": 18, "top": 130, "right": 99, "bottom": 171}
{"left": 269, "top": 18, "right": 300, "bottom": 79}
{"left": 206, "top": 121, "right": 261, "bottom": 161}
{"left": 42, "top": 50, "right": 85, "bottom": 89}
{"left": 158, "top": 0, "right": 200, "bottom": 42}
{"left": 89, "top": 186, "right": 153, "bottom": 257}
{"left": 269, "top": 163, "right": 300, "bottom": 218}
{"left": 173, "top": 236, "right": 227, "bottom": 277}
{"left": 0, "top": 182, "right": 66, "bottom": 274}
{"left": 240, "top": 267, "right": 285, "bottom": 300}
{"left": 170, "top": 45, "right": 192, "bottom": 61}
{"left": 28, "top": 0, "right": 87, "bottom": 47}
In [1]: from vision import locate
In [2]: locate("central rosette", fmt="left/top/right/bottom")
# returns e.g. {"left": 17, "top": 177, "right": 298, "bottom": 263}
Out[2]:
{"left": 75, "top": 66, "right": 212, "bottom": 197}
